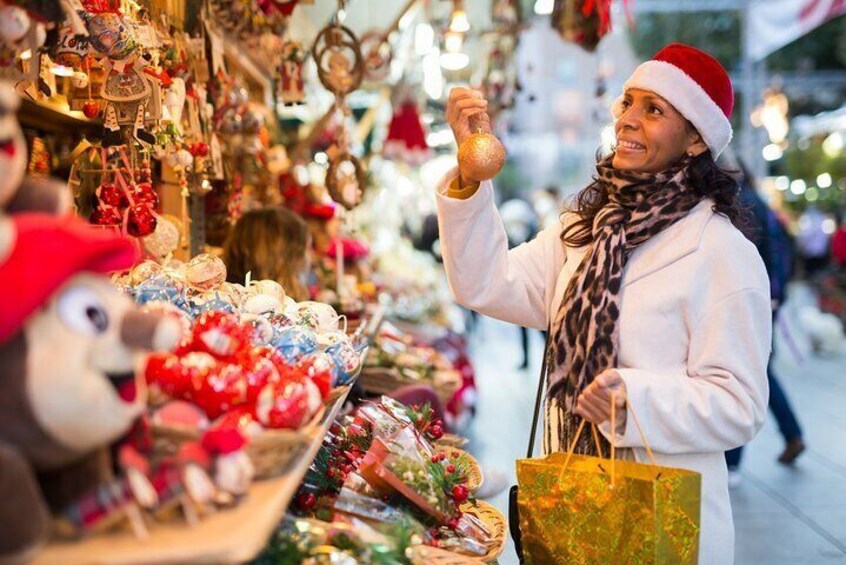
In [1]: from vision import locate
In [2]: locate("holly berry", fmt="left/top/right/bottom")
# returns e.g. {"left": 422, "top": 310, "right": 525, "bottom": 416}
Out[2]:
{"left": 446, "top": 464, "right": 455, "bottom": 474}
{"left": 83, "top": 101, "right": 100, "bottom": 118}
{"left": 132, "top": 182, "right": 159, "bottom": 208}
{"left": 447, "top": 516, "right": 460, "bottom": 530}
{"left": 341, "top": 464, "right": 352, "bottom": 474}
{"left": 327, "top": 468, "right": 336, "bottom": 478}
{"left": 126, "top": 203, "right": 157, "bottom": 237}
{"left": 451, "top": 484, "right": 469, "bottom": 503}
{"left": 429, "top": 423, "right": 444, "bottom": 440}
{"left": 431, "top": 455, "right": 439, "bottom": 463}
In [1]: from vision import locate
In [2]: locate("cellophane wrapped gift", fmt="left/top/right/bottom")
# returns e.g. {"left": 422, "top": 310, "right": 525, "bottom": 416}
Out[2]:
{"left": 517, "top": 451, "right": 701, "bottom": 564}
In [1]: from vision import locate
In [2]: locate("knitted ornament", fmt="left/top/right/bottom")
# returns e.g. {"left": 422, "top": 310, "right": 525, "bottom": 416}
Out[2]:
{"left": 383, "top": 101, "right": 431, "bottom": 165}
{"left": 613, "top": 43, "right": 733, "bottom": 157}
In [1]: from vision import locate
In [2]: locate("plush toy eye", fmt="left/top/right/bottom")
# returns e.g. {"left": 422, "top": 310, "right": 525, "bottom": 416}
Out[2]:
{"left": 57, "top": 286, "right": 110, "bottom": 335}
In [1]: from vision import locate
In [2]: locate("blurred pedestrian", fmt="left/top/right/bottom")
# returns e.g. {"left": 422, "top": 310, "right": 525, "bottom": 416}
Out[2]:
{"left": 830, "top": 212, "right": 846, "bottom": 269}
{"left": 725, "top": 161, "right": 805, "bottom": 487}
{"left": 797, "top": 206, "right": 830, "bottom": 277}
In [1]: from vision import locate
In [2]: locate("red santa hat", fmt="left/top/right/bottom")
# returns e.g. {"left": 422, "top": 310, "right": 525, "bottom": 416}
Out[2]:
{"left": 614, "top": 43, "right": 734, "bottom": 157}
{"left": 0, "top": 214, "right": 139, "bottom": 343}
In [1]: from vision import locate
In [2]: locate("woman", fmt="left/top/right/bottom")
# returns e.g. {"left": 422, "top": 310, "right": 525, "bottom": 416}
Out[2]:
{"left": 223, "top": 207, "right": 312, "bottom": 301}
{"left": 437, "top": 43, "right": 770, "bottom": 564}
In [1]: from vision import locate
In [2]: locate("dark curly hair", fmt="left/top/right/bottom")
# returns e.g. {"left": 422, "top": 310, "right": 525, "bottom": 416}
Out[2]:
{"left": 561, "top": 150, "right": 751, "bottom": 248}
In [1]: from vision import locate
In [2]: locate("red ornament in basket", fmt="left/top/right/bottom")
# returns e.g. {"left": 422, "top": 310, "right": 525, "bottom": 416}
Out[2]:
{"left": 145, "top": 311, "right": 323, "bottom": 428}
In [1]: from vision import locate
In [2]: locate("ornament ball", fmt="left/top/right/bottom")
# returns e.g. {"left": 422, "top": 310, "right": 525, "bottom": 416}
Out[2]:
{"left": 457, "top": 132, "right": 505, "bottom": 182}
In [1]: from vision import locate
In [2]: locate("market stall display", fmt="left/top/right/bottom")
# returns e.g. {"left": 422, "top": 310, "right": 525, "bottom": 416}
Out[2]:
{"left": 0, "top": 0, "right": 525, "bottom": 560}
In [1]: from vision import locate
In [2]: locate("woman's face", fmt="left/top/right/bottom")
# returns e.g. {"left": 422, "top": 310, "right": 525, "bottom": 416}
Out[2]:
{"left": 612, "top": 88, "right": 707, "bottom": 174}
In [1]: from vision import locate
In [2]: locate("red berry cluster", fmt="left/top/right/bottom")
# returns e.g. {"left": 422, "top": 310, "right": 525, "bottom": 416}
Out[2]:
{"left": 408, "top": 403, "right": 444, "bottom": 442}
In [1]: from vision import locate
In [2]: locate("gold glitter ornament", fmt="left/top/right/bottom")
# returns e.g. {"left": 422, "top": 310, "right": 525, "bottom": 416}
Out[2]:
{"left": 458, "top": 112, "right": 505, "bottom": 182}
{"left": 458, "top": 133, "right": 506, "bottom": 182}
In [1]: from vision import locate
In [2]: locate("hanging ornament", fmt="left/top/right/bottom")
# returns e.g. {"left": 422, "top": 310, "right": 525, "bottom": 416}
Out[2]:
{"left": 0, "top": 6, "right": 30, "bottom": 44}
{"left": 551, "top": 0, "right": 612, "bottom": 53}
{"left": 492, "top": 0, "right": 521, "bottom": 26}
{"left": 326, "top": 148, "right": 365, "bottom": 211}
{"left": 311, "top": 23, "right": 363, "bottom": 98}
{"left": 383, "top": 97, "right": 431, "bottom": 165}
{"left": 258, "top": 0, "right": 300, "bottom": 17}
{"left": 359, "top": 31, "right": 392, "bottom": 82}
{"left": 54, "top": 22, "right": 91, "bottom": 67}
{"left": 276, "top": 40, "right": 306, "bottom": 106}
{"left": 142, "top": 215, "right": 181, "bottom": 260}
{"left": 71, "top": 71, "right": 89, "bottom": 89}
{"left": 458, "top": 112, "right": 505, "bottom": 182}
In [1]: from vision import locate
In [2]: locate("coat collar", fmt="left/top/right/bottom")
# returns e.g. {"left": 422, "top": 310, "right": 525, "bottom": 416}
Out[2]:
{"left": 564, "top": 199, "right": 716, "bottom": 287}
{"left": 624, "top": 199, "right": 715, "bottom": 285}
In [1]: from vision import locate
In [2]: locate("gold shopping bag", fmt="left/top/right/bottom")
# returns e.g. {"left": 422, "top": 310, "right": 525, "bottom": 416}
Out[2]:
{"left": 516, "top": 400, "right": 701, "bottom": 564}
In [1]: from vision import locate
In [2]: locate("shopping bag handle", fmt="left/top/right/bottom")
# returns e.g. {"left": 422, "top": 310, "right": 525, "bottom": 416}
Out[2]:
{"left": 561, "top": 392, "right": 657, "bottom": 487}
{"left": 524, "top": 329, "right": 551, "bottom": 459}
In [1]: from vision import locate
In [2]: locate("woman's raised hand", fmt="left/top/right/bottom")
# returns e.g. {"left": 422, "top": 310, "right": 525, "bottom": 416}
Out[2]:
{"left": 446, "top": 87, "right": 488, "bottom": 147}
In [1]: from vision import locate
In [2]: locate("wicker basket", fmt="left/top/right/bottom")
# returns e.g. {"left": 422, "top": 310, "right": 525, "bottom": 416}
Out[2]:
{"left": 462, "top": 500, "right": 507, "bottom": 562}
{"left": 437, "top": 433, "right": 469, "bottom": 449}
{"left": 407, "top": 500, "right": 506, "bottom": 564}
{"left": 150, "top": 404, "right": 324, "bottom": 480}
{"left": 360, "top": 367, "right": 461, "bottom": 405}
{"left": 408, "top": 545, "right": 486, "bottom": 564}
{"left": 449, "top": 448, "right": 483, "bottom": 493}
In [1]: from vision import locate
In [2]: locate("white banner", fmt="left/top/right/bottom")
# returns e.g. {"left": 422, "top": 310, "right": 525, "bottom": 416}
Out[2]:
{"left": 747, "top": 0, "right": 846, "bottom": 61}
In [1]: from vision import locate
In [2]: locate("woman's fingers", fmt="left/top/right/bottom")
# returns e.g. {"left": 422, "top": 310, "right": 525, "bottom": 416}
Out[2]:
{"left": 576, "top": 392, "right": 609, "bottom": 423}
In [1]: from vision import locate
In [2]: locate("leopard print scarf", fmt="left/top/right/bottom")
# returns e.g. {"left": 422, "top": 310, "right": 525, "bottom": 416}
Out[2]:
{"left": 545, "top": 154, "right": 702, "bottom": 455}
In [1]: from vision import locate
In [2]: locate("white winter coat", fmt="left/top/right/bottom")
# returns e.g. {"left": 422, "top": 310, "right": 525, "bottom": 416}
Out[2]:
{"left": 435, "top": 168, "right": 772, "bottom": 565}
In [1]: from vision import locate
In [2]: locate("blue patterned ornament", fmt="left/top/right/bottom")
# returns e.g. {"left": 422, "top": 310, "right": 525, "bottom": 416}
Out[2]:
{"left": 270, "top": 326, "right": 318, "bottom": 362}
{"left": 133, "top": 274, "right": 183, "bottom": 306}
{"left": 326, "top": 341, "right": 361, "bottom": 385}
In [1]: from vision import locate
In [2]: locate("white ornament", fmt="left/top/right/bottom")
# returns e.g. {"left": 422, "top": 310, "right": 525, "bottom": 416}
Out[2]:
{"left": 71, "top": 71, "right": 89, "bottom": 89}
{"left": 176, "top": 149, "right": 193, "bottom": 168}
{"left": 0, "top": 6, "right": 30, "bottom": 44}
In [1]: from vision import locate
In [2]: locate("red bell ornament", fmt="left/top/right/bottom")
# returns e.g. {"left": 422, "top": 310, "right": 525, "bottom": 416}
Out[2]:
{"left": 126, "top": 204, "right": 158, "bottom": 237}
{"left": 90, "top": 204, "right": 123, "bottom": 226}
{"left": 132, "top": 182, "right": 159, "bottom": 208}
{"left": 97, "top": 182, "right": 128, "bottom": 208}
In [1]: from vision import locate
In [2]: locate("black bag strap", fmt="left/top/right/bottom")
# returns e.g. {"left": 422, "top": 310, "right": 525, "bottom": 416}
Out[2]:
{"left": 525, "top": 330, "right": 551, "bottom": 459}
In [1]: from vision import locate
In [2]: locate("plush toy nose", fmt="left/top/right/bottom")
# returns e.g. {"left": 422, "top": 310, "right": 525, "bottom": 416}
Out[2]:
{"left": 121, "top": 310, "right": 182, "bottom": 351}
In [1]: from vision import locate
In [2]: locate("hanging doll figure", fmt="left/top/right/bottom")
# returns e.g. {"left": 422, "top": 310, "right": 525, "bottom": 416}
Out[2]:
{"left": 277, "top": 40, "right": 305, "bottom": 105}
{"left": 80, "top": 9, "right": 156, "bottom": 147}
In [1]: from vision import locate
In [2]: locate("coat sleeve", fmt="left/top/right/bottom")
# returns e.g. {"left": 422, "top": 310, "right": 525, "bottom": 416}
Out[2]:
{"left": 435, "top": 167, "right": 566, "bottom": 331}
{"left": 602, "top": 287, "right": 772, "bottom": 454}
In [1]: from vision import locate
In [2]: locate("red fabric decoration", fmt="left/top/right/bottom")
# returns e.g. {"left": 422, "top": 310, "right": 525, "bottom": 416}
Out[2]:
{"left": 325, "top": 237, "right": 369, "bottom": 262}
{"left": 383, "top": 101, "right": 431, "bottom": 165}
{"left": 0, "top": 214, "right": 139, "bottom": 343}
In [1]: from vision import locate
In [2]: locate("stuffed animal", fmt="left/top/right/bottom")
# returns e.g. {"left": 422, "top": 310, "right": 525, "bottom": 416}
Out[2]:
{"left": 0, "top": 81, "right": 71, "bottom": 263}
{"left": 0, "top": 214, "right": 182, "bottom": 562}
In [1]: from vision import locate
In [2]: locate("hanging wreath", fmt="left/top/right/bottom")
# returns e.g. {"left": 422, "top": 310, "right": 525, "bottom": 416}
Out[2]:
{"left": 311, "top": 24, "right": 363, "bottom": 97}
{"left": 359, "top": 30, "right": 392, "bottom": 82}
{"left": 325, "top": 151, "right": 365, "bottom": 210}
